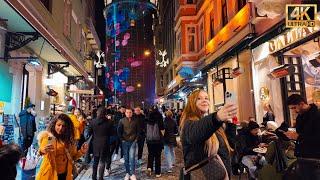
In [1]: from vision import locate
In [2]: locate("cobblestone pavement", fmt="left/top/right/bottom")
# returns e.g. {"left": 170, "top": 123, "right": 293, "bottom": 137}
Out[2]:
{"left": 76, "top": 145, "right": 184, "bottom": 180}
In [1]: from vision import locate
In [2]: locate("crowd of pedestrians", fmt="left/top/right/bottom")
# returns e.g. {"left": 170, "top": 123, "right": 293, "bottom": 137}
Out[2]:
{"left": 47, "top": 103, "right": 179, "bottom": 180}
{"left": 1, "top": 90, "right": 320, "bottom": 180}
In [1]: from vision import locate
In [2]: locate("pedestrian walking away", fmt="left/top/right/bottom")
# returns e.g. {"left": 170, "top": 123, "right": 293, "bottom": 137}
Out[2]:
{"left": 88, "top": 107, "right": 113, "bottom": 180}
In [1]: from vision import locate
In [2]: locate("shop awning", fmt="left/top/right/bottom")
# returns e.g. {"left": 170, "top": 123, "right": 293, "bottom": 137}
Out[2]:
{"left": 166, "top": 80, "right": 206, "bottom": 100}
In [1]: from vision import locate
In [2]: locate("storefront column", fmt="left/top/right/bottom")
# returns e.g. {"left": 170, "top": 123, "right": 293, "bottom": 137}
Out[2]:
{"left": 7, "top": 61, "right": 24, "bottom": 115}
{"left": 26, "top": 65, "right": 49, "bottom": 117}
{"left": 207, "top": 72, "right": 214, "bottom": 113}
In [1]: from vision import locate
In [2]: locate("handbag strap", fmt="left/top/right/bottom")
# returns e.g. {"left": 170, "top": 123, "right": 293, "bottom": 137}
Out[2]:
{"left": 65, "top": 148, "right": 74, "bottom": 164}
{"left": 184, "top": 156, "right": 215, "bottom": 175}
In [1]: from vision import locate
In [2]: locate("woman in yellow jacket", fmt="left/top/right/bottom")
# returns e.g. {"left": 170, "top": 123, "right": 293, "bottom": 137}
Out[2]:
{"left": 36, "top": 114, "right": 88, "bottom": 180}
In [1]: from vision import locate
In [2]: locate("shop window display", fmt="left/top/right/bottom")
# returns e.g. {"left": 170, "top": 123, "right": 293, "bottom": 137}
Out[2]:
{"left": 283, "top": 38, "right": 320, "bottom": 125}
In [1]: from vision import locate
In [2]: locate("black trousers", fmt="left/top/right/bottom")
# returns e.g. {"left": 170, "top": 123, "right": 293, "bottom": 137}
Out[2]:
{"left": 58, "top": 172, "right": 67, "bottom": 180}
{"left": 106, "top": 141, "right": 117, "bottom": 170}
{"left": 22, "top": 136, "right": 33, "bottom": 157}
{"left": 147, "top": 143, "right": 163, "bottom": 175}
{"left": 92, "top": 147, "right": 109, "bottom": 180}
{"left": 137, "top": 137, "right": 145, "bottom": 160}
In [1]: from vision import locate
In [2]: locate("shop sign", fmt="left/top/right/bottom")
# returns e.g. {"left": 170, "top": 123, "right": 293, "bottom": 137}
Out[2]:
{"left": 269, "top": 27, "right": 318, "bottom": 54}
{"left": 253, "top": 26, "right": 319, "bottom": 62}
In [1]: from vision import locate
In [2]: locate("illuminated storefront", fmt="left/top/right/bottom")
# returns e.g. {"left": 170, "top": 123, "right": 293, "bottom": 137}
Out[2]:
{"left": 252, "top": 21, "right": 320, "bottom": 126}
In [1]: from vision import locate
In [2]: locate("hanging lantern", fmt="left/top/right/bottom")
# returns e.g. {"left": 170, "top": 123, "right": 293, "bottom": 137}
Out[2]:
{"left": 126, "top": 86, "right": 135, "bottom": 92}
{"left": 122, "top": 40, "right": 128, "bottom": 46}
{"left": 131, "top": 61, "right": 142, "bottom": 67}
{"left": 115, "top": 40, "right": 120, "bottom": 46}
{"left": 124, "top": 33, "right": 131, "bottom": 40}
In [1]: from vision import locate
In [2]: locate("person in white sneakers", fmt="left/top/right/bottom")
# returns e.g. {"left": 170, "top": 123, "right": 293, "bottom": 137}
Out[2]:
{"left": 118, "top": 108, "right": 140, "bottom": 180}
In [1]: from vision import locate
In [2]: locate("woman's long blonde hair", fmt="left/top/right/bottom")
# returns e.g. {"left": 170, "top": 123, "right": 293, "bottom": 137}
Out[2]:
{"left": 180, "top": 89, "right": 233, "bottom": 156}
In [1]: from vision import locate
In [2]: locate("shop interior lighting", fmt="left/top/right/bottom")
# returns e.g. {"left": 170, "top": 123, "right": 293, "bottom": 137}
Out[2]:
{"left": 44, "top": 72, "right": 68, "bottom": 86}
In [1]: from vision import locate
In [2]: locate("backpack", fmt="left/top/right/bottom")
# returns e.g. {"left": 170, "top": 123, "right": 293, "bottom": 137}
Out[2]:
{"left": 146, "top": 123, "right": 160, "bottom": 141}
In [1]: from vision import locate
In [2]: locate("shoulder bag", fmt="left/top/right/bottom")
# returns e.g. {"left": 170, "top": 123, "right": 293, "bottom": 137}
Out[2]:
{"left": 180, "top": 154, "right": 228, "bottom": 180}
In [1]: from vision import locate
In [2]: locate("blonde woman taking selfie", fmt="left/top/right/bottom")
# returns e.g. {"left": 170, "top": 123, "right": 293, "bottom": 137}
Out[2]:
{"left": 180, "top": 89, "right": 237, "bottom": 180}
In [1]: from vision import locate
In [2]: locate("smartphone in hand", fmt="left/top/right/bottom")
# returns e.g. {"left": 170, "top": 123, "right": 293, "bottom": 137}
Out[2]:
{"left": 47, "top": 136, "right": 55, "bottom": 145}
{"left": 225, "top": 91, "right": 237, "bottom": 122}
{"left": 225, "top": 91, "right": 236, "bottom": 105}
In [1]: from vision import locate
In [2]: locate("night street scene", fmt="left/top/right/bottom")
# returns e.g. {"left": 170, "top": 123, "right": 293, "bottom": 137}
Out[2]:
{"left": 1, "top": 0, "right": 320, "bottom": 180}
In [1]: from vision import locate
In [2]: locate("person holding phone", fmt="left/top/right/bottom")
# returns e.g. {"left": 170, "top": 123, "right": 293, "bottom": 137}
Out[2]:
{"left": 285, "top": 94, "right": 320, "bottom": 179}
{"left": 180, "top": 89, "right": 237, "bottom": 180}
{"left": 36, "top": 114, "right": 88, "bottom": 180}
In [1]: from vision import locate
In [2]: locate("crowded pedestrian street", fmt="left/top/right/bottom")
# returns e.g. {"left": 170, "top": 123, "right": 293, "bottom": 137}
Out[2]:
{"left": 1, "top": 0, "right": 320, "bottom": 180}
{"left": 75, "top": 145, "right": 184, "bottom": 180}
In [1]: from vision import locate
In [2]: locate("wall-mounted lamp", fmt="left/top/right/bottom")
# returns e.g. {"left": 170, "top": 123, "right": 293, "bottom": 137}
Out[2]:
{"left": 27, "top": 57, "right": 42, "bottom": 67}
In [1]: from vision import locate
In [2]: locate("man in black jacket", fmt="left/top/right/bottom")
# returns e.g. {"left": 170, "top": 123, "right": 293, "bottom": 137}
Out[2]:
{"left": 285, "top": 94, "right": 320, "bottom": 179}
{"left": 133, "top": 106, "right": 146, "bottom": 165}
{"left": 88, "top": 107, "right": 113, "bottom": 180}
{"left": 19, "top": 103, "right": 37, "bottom": 157}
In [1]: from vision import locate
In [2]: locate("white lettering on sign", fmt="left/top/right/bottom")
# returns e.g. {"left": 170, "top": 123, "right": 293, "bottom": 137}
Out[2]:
{"left": 252, "top": 26, "right": 319, "bottom": 62}
{"left": 268, "top": 27, "right": 318, "bottom": 54}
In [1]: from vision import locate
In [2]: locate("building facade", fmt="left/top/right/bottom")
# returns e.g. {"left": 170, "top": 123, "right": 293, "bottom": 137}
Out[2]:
{"left": 0, "top": 0, "right": 102, "bottom": 125}
{"left": 250, "top": 0, "right": 320, "bottom": 126}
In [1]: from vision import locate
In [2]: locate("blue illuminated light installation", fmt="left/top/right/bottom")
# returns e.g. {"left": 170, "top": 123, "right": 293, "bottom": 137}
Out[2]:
{"left": 104, "top": 0, "right": 156, "bottom": 104}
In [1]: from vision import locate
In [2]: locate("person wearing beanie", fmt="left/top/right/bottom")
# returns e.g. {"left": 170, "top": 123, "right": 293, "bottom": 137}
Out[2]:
{"left": 239, "top": 121, "right": 267, "bottom": 179}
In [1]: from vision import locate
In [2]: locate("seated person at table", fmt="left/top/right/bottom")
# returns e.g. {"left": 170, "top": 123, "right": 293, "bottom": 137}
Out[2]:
{"left": 258, "top": 122, "right": 296, "bottom": 180}
{"left": 239, "top": 121, "right": 267, "bottom": 179}
{"left": 261, "top": 121, "right": 279, "bottom": 144}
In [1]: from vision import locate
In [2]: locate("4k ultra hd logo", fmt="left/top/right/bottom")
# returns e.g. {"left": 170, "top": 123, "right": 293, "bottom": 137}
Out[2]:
{"left": 286, "top": 4, "right": 317, "bottom": 28}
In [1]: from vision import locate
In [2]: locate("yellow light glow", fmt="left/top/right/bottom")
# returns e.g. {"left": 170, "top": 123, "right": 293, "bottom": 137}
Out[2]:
{"left": 206, "top": 3, "right": 251, "bottom": 54}
{"left": 144, "top": 50, "right": 151, "bottom": 56}
{"left": 137, "top": 83, "right": 142, "bottom": 88}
